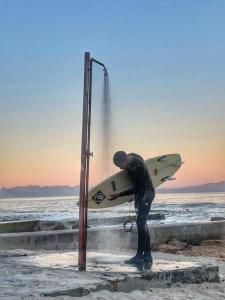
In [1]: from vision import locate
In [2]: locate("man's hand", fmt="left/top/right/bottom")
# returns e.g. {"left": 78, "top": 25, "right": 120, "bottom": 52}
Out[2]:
{"left": 108, "top": 192, "right": 120, "bottom": 201}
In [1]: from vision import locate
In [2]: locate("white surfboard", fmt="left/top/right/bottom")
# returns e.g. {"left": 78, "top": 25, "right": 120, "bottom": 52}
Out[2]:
{"left": 88, "top": 153, "right": 182, "bottom": 209}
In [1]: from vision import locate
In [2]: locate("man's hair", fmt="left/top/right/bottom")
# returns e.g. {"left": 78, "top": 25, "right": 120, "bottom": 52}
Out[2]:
{"left": 113, "top": 151, "right": 127, "bottom": 167}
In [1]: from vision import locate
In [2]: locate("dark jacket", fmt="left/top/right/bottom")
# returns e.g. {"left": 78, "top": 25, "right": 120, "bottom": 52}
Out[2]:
{"left": 119, "top": 153, "right": 154, "bottom": 207}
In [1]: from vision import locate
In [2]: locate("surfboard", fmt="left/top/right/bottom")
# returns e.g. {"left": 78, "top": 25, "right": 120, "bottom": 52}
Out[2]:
{"left": 88, "top": 153, "right": 182, "bottom": 209}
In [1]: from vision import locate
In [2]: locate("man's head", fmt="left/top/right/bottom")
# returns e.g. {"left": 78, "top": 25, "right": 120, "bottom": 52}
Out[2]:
{"left": 113, "top": 151, "right": 130, "bottom": 169}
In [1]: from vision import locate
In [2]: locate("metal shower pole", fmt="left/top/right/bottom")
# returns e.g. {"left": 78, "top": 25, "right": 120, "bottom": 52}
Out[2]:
{"left": 78, "top": 52, "right": 107, "bottom": 271}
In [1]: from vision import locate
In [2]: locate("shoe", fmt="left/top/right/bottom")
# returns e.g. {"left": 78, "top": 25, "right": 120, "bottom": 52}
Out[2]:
{"left": 143, "top": 253, "right": 153, "bottom": 263}
{"left": 125, "top": 254, "right": 144, "bottom": 264}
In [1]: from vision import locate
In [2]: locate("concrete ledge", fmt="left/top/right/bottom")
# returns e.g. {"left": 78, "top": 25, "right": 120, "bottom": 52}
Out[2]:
{"left": 0, "top": 220, "right": 225, "bottom": 250}
{"left": 44, "top": 264, "right": 219, "bottom": 297}
{"left": 74, "top": 212, "right": 165, "bottom": 229}
{"left": 150, "top": 220, "right": 225, "bottom": 246}
{"left": 0, "top": 251, "right": 219, "bottom": 298}
{"left": 0, "top": 220, "right": 39, "bottom": 233}
{"left": 28, "top": 252, "right": 220, "bottom": 297}
{"left": 0, "top": 212, "right": 165, "bottom": 233}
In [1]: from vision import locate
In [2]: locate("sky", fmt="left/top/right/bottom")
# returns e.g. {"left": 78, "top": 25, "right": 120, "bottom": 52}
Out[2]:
{"left": 0, "top": 0, "right": 225, "bottom": 188}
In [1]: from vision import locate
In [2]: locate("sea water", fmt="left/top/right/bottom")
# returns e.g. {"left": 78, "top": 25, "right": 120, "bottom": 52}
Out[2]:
{"left": 0, "top": 192, "right": 225, "bottom": 224}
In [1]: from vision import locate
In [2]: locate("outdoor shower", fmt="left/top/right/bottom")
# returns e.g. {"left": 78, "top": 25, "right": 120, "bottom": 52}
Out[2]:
{"left": 78, "top": 52, "right": 109, "bottom": 271}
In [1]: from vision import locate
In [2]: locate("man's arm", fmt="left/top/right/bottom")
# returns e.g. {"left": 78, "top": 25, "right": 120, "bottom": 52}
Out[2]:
{"left": 107, "top": 185, "right": 135, "bottom": 201}
{"left": 108, "top": 158, "right": 146, "bottom": 201}
{"left": 118, "top": 159, "right": 146, "bottom": 197}
{"left": 119, "top": 186, "right": 136, "bottom": 197}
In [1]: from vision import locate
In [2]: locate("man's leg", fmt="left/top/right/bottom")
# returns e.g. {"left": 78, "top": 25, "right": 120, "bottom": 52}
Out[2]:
{"left": 136, "top": 208, "right": 149, "bottom": 256}
{"left": 144, "top": 223, "right": 151, "bottom": 254}
{"left": 143, "top": 190, "right": 155, "bottom": 262}
{"left": 125, "top": 205, "right": 148, "bottom": 264}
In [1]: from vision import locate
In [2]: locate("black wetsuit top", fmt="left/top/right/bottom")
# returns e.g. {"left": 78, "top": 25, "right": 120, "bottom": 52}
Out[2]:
{"left": 118, "top": 153, "right": 154, "bottom": 207}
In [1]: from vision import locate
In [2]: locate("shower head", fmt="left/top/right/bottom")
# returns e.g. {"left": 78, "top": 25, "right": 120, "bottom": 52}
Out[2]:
{"left": 91, "top": 58, "right": 108, "bottom": 75}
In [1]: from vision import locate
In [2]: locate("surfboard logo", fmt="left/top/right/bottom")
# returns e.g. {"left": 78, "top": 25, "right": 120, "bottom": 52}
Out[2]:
{"left": 92, "top": 190, "right": 106, "bottom": 205}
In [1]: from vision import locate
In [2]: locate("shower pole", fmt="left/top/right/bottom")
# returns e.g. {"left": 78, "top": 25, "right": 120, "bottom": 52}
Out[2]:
{"left": 78, "top": 52, "right": 107, "bottom": 271}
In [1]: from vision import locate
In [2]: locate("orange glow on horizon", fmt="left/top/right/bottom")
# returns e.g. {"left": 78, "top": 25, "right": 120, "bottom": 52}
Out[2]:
{"left": 1, "top": 148, "right": 225, "bottom": 188}
{"left": 1, "top": 125, "right": 225, "bottom": 188}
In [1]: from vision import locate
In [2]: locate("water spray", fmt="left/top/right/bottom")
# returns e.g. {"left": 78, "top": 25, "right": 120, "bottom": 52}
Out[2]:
{"left": 102, "top": 68, "right": 111, "bottom": 175}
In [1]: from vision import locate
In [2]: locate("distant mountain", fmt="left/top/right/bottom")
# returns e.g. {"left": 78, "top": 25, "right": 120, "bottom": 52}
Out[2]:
{"left": 0, "top": 185, "right": 79, "bottom": 199}
{"left": 0, "top": 181, "right": 225, "bottom": 199}
{"left": 158, "top": 181, "right": 225, "bottom": 193}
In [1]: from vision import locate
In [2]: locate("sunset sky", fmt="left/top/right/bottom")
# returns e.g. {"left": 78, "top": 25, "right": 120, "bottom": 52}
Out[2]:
{"left": 1, "top": 0, "right": 225, "bottom": 188}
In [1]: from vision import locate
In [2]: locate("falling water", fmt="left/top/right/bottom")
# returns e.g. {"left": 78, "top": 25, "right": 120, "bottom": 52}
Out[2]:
{"left": 101, "top": 70, "right": 111, "bottom": 176}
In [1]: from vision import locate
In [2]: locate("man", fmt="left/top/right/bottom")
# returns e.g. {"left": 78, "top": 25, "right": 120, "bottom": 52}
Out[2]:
{"left": 108, "top": 151, "right": 155, "bottom": 264}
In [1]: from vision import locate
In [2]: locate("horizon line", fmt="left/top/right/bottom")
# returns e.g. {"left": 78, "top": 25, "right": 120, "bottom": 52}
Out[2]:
{"left": 1, "top": 179, "right": 225, "bottom": 190}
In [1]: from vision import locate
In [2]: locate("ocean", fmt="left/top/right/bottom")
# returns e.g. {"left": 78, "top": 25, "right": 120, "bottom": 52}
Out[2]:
{"left": 0, "top": 192, "right": 225, "bottom": 224}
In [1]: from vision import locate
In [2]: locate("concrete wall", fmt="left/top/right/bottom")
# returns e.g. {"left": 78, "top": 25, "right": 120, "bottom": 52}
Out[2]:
{"left": 0, "top": 221, "right": 225, "bottom": 251}
{"left": 0, "top": 220, "right": 39, "bottom": 233}
{"left": 0, "top": 213, "right": 165, "bottom": 233}
{"left": 150, "top": 221, "right": 225, "bottom": 246}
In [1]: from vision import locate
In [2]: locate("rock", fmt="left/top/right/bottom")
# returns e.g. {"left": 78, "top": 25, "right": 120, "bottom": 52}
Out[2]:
{"left": 169, "top": 239, "right": 225, "bottom": 259}
{"left": 200, "top": 239, "right": 225, "bottom": 247}
{"left": 38, "top": 221, "right": 71, "bottom": 231}
{"left": 157, "top": 238, "right": 188, "bottom": 253}
{"left": 0, "top": 249, "right": 35, "bottom": 257}
{"left": 167, "top": 237, "right": 188, "bottom": 248}
{"left": 211, "top": 217, "right": 225, "bottom": 221}
{"left": 157, "top": 244, "right": 181, "bottom": 253}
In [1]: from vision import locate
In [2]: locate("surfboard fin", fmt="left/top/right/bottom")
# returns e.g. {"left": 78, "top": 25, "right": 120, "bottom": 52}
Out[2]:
{"left": 157, "top": 155, "right": 167, "bottom": 162}
{"left": 158, "top": 155, "right": 184, "bottom": 164}
{"left": 111, "top": 180, "right": 117, "bottom": 191}
{"left": 161, "top": 176, "right": 176, "bottom": 182}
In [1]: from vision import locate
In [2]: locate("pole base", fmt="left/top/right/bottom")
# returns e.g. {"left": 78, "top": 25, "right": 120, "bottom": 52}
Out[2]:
{"left": 78, "top": 263, "right": 86, "bottom": 271}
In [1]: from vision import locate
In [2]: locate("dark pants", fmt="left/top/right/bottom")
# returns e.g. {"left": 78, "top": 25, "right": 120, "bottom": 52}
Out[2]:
{"left": 136, "top": 190, "right": 155, "bottom": 256}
